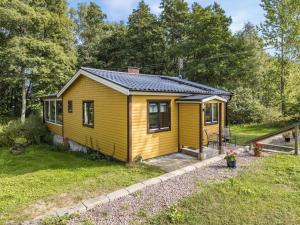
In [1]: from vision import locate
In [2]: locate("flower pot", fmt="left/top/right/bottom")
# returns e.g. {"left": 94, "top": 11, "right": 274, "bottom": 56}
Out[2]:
{"left": 227, "top": 160, "right": 236, "bottom": 168}
{"left": 254, "top": 151, "right": 262, "bottom": 157}
{"left": 285, "top": 137, "right": 291, "bottom": 142}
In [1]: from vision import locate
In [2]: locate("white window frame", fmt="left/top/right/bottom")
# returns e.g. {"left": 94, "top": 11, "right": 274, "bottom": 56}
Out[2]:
{"left": 44, "top": 99, "right": 63, "bottom": 126}
{"left": 205, "top": 103, "right": 219, "bottom": 125}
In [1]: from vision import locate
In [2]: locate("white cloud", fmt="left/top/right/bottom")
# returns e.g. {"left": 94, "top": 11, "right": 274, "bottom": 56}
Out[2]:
{"left": 230, "top": 10, "right": 250, "bottom": 33}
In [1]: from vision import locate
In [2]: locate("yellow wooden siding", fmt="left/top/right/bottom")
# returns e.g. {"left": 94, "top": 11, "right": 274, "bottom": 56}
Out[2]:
{"left": 131, "top": 96, "right": 178, "bottom": 160}
{"left": 203, "top": 100, "right": 225, "bottom": 146}
{"left": 46, "top": 123, "right": 63, "bottom": 136}
{"left": 62, "top": 75, "right": 128, "bottom": 162}
{"left": 179, "top": 104, "right": 199, "bottom": 149}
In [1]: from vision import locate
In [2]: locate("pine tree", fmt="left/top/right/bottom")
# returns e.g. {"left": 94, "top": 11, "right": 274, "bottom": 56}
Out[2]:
{"left": 184, "top": 3, "right": 232, "bottom": 86}
{"left": 160, "top": 0, "right": 190, "bottom": 75}
{"left": 126, "top": 1, "right": 165, "bottom": 74}
{"left": 70, "top": 2, "right": 108, "bottom": 67}
{"left": 0, "top": 0, "right": 77, "bottom": 121}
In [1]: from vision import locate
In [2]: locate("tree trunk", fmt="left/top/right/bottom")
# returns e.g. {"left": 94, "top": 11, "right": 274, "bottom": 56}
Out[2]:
{"left": 21, "top": 78, "right": 26, "bottom": 123}
{"left": 280, "top": 33, "right": 286, "bottom": 115}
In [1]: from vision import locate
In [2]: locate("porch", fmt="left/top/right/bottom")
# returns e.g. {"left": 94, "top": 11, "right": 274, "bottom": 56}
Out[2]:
{"left": 176, "top": 94, "right": 232, "bottom": 160}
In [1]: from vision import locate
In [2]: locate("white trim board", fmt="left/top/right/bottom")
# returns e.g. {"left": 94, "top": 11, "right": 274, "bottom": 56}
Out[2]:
{"left": 57, "top": 69, "right": 130, "bottom": 97}
{"left": 176, "top": 95, "right": 227, "bottom": 104}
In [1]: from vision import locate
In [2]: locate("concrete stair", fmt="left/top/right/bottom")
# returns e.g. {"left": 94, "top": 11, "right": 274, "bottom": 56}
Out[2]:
{"left": 181, "top": 147, "right": 220, "bottom": 159}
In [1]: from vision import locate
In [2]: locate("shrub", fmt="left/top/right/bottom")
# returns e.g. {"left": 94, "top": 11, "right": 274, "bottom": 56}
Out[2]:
{"left": 228, "top": 87, "right": 281, "bottom": 124}
{"left": 0, "top": 119, "right": 24, "bottom": 147}
{"left": 22, "top": 115, "right": 48, "bottom": 144}
{"left": 0, "top": 115, "right": 48, "bottom": 147}
{"left": 86, "top": 148, "right": 107, "bottom": 160}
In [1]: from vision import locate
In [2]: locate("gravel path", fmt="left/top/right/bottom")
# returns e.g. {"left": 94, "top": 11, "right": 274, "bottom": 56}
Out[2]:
{"left": 68, "top": 151, "right": 265, "bottom": 225}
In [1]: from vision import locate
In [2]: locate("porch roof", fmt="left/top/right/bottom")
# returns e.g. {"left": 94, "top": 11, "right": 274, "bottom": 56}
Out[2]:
{"left": 176, "top": 94, "right": 228, "bottom": 103}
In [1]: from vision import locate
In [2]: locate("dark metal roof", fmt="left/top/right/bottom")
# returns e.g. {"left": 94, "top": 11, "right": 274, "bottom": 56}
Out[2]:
{"left": 81, "top": 67, "right": 231, "bottom": 96}
{"left": 177, "top": 94, "right": 214, "bottom": 101}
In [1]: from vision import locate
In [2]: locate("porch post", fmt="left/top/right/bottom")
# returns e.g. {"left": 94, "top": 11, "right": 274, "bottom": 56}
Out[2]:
{"left": 225, "top": 102, "right": 229, "bottom": 127}
{"left": 199, "top": 103, "right": 204, "bottom": 160}
{"left": 295, "top": 125, "right": 299, "bottom": 156}
{"left": 218, "top": 103, "right": 223, "bottom": 154}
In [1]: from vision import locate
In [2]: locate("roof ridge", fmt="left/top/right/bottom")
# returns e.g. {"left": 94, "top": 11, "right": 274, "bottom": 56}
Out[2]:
{"left": 81, "top": 67, "right": 163, "bottom": 78}
{"left": 160, "top": 76, "right": 212, "bottom": 92}
{"left": 161, "top": 76, "right": 230, "bottom": 94}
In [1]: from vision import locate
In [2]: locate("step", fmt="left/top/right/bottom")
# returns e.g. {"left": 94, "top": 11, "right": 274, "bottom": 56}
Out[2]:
{"left": 181, "top": 148, "right": 199, "bottom": 157}
{"left": 261, "top": 143, "right": 294, "bottom": 152}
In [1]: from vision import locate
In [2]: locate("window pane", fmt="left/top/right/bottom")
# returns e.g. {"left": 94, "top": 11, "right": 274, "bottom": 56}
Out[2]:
{"left": 160, "top": 102, "right": 170, "bottom": 129}
{"left": 149, "top": 103, "right": 159, "bottom": 129}
{"left": 68, "top": 100, "right": 72, "bottom": 113}
{"left": 56, "top": 101, "right": 63, "bottom": 124}
{"left": 83, "top": 101, "right": 94, "bottom": 127}
{"left": 45, "top": 101, "right": 49, "bottom": 121}
{"left": 205, "top": 104, "right": 212, "bottom": 123}
{"left": 149, "top": 103, "right": 158, "bottom": 113}
{"left": 50, "top": 101, "right": 56, "bottom": 122}
{"left": 212, "top": 103, "right": 219, "bottom": 122}
{"left": 88, "top": 102, "right": 94, "bottom": 125}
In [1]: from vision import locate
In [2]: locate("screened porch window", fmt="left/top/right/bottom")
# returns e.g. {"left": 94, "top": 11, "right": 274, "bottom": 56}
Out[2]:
{"left": 205, "top": 103, "right": 219, "bottom": 125}
{"left": 148, "top": 101, "right": 171, "bottom": 132}
{"left": 83, "top": 101, "right": 94, "bottom": 128}
{"left": 44, "top": 99, "right": 63, "bottom": 125}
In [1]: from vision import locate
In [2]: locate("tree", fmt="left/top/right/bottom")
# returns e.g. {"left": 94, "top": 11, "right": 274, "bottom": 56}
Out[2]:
{"left": 183, "top": 3, "right": 232, "bottom": 87}
{"left": 70, "top": 2, "right": 108, "bottom": 67}
{"left": 95, "top": 23, "right": 128, "bottom": 70}
{"left": 260, "top": 0, "right": 300, "bottom": 114}
{"left": 160, "top": 0, "right": 189, "bottom": 75}
{"left": 126, "top": 1, "right": 165, "bottom": 74}
{"left": 0, "top": 0, "right": 77, "bottom": 122}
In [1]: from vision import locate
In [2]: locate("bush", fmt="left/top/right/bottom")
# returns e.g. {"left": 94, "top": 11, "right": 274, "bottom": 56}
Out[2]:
{"left": 0, "top": 115, "right": 48, "bottom": 147}
{"left": 228, "top": 87, "right": 281, "bottom": 124}
{"left": 22, "top": 115, "right": 48, "bottom": 144}
{"left": 86, "top": 148, "right": 107, "bottom": 160}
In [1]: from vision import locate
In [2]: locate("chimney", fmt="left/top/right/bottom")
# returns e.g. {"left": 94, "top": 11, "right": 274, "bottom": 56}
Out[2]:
{"left": 127, "top": 66, "right": 140, "bottom": 74}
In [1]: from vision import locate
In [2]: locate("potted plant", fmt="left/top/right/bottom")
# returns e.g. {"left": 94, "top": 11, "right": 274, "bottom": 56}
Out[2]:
{"left": 224, "top": 149, "right": 237, "bottom": 168}
{"left": 282, "top": 131, "right": 293, "bottom": 142}
{"left": 253, "top": 142, "right": 263, "bottom": 157}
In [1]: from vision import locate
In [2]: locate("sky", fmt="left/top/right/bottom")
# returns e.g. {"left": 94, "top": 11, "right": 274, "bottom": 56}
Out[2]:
{"left": 67, "top": 0, "right": 265, "bottom": 33}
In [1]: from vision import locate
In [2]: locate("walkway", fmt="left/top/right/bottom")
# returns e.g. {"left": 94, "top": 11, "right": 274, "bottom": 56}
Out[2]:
{"left": 65, "top": 150, "right": 263, "bottom": 225}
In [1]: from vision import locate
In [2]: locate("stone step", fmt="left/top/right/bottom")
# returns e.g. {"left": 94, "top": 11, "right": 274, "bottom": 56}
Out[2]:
{"left": 261, "top": 143, "right": 294, "bottom": 152}
{"left": 181, "top": 147, "right": 220, "bottom": 159}
{"left": 181, "top": 148, "right": 199, "bottom": 157}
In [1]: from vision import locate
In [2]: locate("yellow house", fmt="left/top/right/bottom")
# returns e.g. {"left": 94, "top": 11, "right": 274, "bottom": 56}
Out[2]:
{"left": 42, "top": 67, "right": 231, "bottom": 162}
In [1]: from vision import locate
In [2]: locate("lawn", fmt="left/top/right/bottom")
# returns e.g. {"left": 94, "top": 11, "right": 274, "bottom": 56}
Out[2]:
{"left": 0, "top": 145, "right": 163, "bottom": 224}
{"left": 147, "top": 154, "right": 300, "bottom": 225}
{"left": 231, "top": 123, "right": 280, "bottom": 145}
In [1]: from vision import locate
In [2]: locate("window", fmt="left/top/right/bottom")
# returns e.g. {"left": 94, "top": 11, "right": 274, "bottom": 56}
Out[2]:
{"left": 43, "top": 99, "right": 63, "bottom": 125}
{"left": 50, "top": 101, "right": 56, "bottom": 122}
{"left": 44, "top": 101, "right": 49, "bottom": 121}
{"left": 56, "top": 101, "right": 63, "bottom": 124}
{"left": 148, "top": 101, "right": 171, "bottom": 132}
{"left": 205, "top": 103, "right": 219, "bottom": 124}
{"left": 68, "top": 100, "right": 73, "bottom": 113}
{"left": 83, "top": 101, "right": 94, "bottom": 127}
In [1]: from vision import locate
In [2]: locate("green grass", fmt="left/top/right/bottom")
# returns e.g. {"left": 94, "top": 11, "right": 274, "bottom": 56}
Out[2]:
{"left": 0, "top": 145, "right": 163, "bottom": 224}
{"left": 147, "top": 154, "right": 300, "bottom": 225}
{"left": 231, "top": 123, "right": 280, "bottom": 145}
